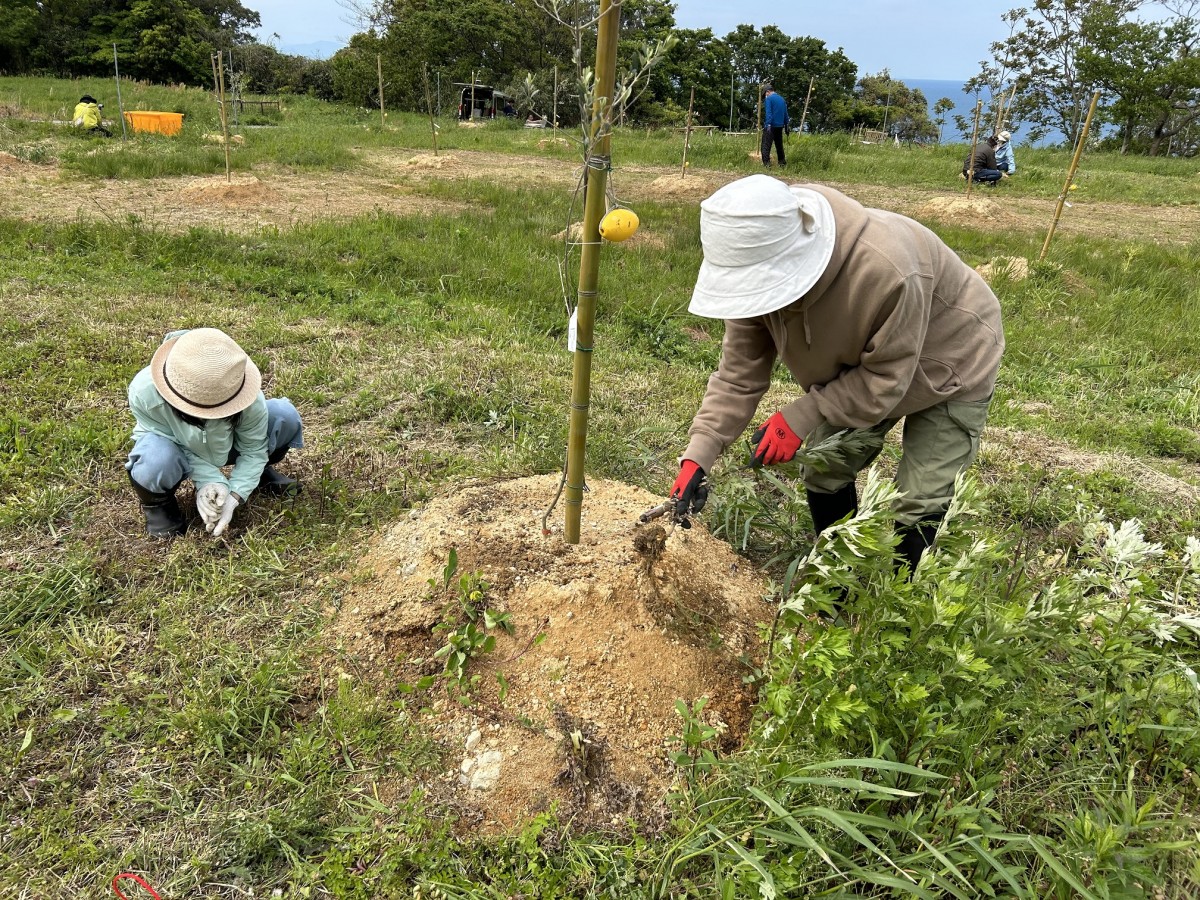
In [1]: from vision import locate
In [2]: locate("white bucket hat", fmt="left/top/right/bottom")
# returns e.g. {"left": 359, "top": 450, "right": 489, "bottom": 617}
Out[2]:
{"left": 689, "top": 174, "right": 835, "bottom": 319}
{"left": 151, "top": 328, "right": 262, "bottom": 419}
{"left": 997, "top": 130, "right": 1011, "bottom": 143}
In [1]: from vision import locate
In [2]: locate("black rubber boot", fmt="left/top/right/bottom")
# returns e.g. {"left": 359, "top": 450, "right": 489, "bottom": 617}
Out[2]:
{"left": 128, "top": 471, "right": 187, "bottom": 538}
{"left": 807, "top": 484, "right": 859, "bottom": 535}
{"left": 896, "top": 518, "right": 942, "bottom": 575}
{"left": 258, "top": 447, "right": 300, "bottom": 497}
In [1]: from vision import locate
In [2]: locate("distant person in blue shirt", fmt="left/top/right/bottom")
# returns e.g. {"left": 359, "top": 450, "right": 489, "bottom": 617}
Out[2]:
{"left": 761, "top": 83, "right": 789, "bottom": 168}
{"left": 995, "top": 130, "right": 1017, "bottom": 174}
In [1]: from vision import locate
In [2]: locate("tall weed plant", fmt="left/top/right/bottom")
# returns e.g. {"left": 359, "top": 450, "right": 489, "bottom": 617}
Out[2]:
{"left": 674, "top": 470, "right": 1200, "bottom": 898}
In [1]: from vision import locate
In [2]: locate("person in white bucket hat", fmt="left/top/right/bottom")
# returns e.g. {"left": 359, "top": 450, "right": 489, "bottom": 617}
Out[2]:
{"left": 994, "top": 130, "right": 1017, "bottom": 175}
{"left": 670, "top": 174, "right": 1004, "bottom": 573}
{"left": 125, "top": 328, "right": 303, "bottom": 538}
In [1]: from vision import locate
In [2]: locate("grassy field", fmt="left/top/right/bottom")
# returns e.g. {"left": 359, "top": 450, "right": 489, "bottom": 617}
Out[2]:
{"left": 2, "top": 76, "right": 1199, "bottom": 898}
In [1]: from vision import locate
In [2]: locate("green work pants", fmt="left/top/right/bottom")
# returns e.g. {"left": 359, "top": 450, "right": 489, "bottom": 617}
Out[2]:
{"left": 801, "top": 395, "right": 993, "bottom": 526}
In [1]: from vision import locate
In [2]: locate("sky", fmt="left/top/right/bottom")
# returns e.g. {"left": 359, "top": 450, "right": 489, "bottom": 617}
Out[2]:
{"left": 251, "top": 0, "right": 1174, "bottom": 82}
{"left": 251, "top": 0, "right": 1015, "bottom": 79}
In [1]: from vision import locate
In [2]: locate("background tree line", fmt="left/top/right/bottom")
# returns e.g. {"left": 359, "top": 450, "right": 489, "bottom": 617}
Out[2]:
{"left": 966, "top": 0, "right": 1200, "bottom": 155}
{"left": 24, "top": 0, "right": 1200, "bottom": 156}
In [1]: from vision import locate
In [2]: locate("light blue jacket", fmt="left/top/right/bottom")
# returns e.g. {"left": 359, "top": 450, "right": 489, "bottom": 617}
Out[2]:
{"left": 995, "top": 141, "right": 1016, "bottom": 173}
{"left": 128, "top": 333, "right": 268, "bottom": 498}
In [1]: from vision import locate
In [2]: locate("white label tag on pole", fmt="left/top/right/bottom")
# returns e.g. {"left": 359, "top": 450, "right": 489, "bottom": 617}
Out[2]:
{"left": 568, "top": 308, "right": 578, "bottom": 352}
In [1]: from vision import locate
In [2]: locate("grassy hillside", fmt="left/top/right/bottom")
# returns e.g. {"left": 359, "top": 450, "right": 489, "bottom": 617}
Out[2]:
{"left": 2, "top": 75, "right": 1198, "bottom": 898}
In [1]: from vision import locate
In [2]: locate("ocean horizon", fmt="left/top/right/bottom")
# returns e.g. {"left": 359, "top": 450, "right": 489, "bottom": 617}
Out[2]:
{"left": 901, "top": 78, "right": 1068, "bottom": 147}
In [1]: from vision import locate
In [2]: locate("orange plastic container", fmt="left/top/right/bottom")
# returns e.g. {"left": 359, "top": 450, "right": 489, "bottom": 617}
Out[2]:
{"left": 123, "top": 111, "right": 184, "bottom": 136}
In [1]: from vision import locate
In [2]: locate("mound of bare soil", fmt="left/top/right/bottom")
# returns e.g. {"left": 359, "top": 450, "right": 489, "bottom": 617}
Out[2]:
{"left": 976, "top": 255, "right": 1030, "bottom": 283}
{"left": 330, "top": 474, "right": 769, "bottom": 833}
{"left": 405, "top": 153, "right": 460, "bottom": 170}
{"left": 180, "top": 175, "right": 273, "bottom": 206}
{"left": 641, "top": 173, "right": 719, "bottom": 202}
{"left": 0, "top": 151, "right": 26, "bottom": 168}
{"left": 916, "top": 195, "right": 1016, "bottom": 226}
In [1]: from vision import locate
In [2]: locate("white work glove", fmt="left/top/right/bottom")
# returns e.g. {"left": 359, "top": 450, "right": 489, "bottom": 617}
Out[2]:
{"left": 196, "top": 483, "right": 229, "bottom": 529}
{"left": 211, "top": 493, "right": 241, "bottom": 538}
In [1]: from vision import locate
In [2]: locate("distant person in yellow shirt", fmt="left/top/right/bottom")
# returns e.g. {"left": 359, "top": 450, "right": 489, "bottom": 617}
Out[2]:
{"left": 72, "top": 95, "right": 112, "bottom": 137}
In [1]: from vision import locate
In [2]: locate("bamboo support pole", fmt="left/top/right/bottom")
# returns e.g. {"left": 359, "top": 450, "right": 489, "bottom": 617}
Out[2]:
{"left": 997, "top": 83, "right": 1017, "bottom": 133}
{"left": 552, "top": 65, "right": 559, "bottom": 133}
{"left": 470, "top": 71, "right": 477, "bottom": 121}
{"left": 377, "top": 54, "right": 385, "bottom": 127}
{"left": 211, "top": 52, "right": 232, "bottom": 182}
{"left": 964, "top": 99, "right": 982, "bottom": 197}
{"left": 1039, "top": 90, "right": 1101, "bottom": 262}
{"left": 112, "top": 44, "right": 127, "bottom": 141}
{"left": 797, "top": 75, "right": 815, "bottom": 136}
{"left": 422, "top": 63, "right": 438, "bottom": 156}
{"left": 680, "top": 86, "right": 695, "bottom": 178}
{"left": 755, "top": 84, "right": 763, "bottom": 149}
{"left": 564, "top": 0, "right": 621, "bottom": 544}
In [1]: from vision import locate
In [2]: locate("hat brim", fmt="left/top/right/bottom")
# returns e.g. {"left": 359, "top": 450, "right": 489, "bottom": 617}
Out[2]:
{"left": 688, "top": 188, "right": 835, "bottom": 319}
{"left": 150, "top": 335, "right": 262, "bottom": 419}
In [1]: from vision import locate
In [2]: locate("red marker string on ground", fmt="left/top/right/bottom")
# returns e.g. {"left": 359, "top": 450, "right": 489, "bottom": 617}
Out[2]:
{"left": 113, "top": 873, "right": 162, "bottom": 899}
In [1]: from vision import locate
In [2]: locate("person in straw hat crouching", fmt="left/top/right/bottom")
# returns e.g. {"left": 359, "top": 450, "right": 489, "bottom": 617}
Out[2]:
{"left": 125, "top": 328, "right": 303, "bottom": 538}
{"left": 669, "top": 174, "right": 1004, "bottom": 574}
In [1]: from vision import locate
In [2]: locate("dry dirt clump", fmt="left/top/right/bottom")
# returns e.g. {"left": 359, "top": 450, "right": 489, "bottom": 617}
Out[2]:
{"left": 405, "top": 153, "right": 460, "bottom": 170}
{"left": 202, "top": 132, "right": 245, "bottom": 146}
{"left": 330, "top": 474, "right": 769, "bottom": 833}
{"left": 976, "top": 255, "right": 1030, "bottom": 283}
{"left": 180, "top": 174, "right": 274, "bottom": 206}
{"left": 916, "top": 195, "right": 1016, "bottom": 227}
{"left": 0, "top": 151, "right": 28, "bottom": 168}
{"left": 640, "top": 173, "right": 719, "bottom": 203}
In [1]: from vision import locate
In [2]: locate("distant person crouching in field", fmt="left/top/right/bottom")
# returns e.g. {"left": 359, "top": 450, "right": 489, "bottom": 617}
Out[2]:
{"left": 126, "top": 328, "right": 303, "bottom": 538}
{"left": 72, "top": 95, "right": 112, "bottom": 137}
{"left": 995, "top": 130, "right": 1017, "bottom": 174}
{"left": 962, "top": 135, "right": 1006, "bottom": 184}
{"left": 669, "top": 175, "right": 1004, "bottom": 574}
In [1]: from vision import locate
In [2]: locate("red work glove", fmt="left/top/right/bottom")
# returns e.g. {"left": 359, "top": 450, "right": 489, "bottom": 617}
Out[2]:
{"left": 750, "top": 412, "right": 802, "bottom": 467}
{"left": 670, "top": 459, "right": 708, "bottom": 524}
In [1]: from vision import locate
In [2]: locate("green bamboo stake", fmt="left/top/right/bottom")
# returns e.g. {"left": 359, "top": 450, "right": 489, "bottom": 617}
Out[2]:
{"left": 1040, "top": 90, "right": 1101, "bottom": 261}
{"left": 564, "top": 0, "right": 621, "bottom": 544}
{"left": 964, "top": 99, "right": 982, "bottom": 197}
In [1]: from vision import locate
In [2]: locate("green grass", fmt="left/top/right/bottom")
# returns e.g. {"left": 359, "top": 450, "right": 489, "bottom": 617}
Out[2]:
{"left": 5, "top": 74, "right": 1200, "bottom": 207}
{"left": 1, "top": 75, "right": 1198, "bottom": 898}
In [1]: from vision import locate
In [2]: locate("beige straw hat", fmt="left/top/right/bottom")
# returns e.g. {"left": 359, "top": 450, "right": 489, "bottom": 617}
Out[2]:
{"left": 151, "top": 328, "right": 261, "bottom": 419}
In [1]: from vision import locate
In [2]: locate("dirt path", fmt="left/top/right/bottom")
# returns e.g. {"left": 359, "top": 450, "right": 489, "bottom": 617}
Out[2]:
{"left": 4, "top": 146, "right": 1198, "bottom": 243}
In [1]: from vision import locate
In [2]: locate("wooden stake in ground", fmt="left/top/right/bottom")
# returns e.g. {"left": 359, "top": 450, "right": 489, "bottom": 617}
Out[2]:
{"left": 422, "top": 63, "right": 438, "bottom": 156}
{"left": 796, "top": 75, "right": 815, "bottom": 137}
{"left": 964, "top": 99, "right": 982, "bottom": 197}
{"left": 211, "top": 52, "right": 232, "bottom": 183}
{"left": 552, "top": 65, "right": 559, "bottom": 134}
{"left": 680, "top": 85, "right": 695, "bottom": 178}
{"left": 755, "top": 83, "right": 763, "bottom": 153}
{"left": 564, "top": 0, "right": 621, "bottom": 544}
{"left": 470, "top": 71, "right": 477, "bottom": 122}
{"left": 996, "top": 83, "right": 1018, "bottom": 133}
{"left": 1039, "top": 90, "right": 1101, "bottom": 261}
{"left": 377, "top": 54, "right": 385, "bottom": 127}
{"left": 112, "top": 43, "right": 127, "bottom": 141}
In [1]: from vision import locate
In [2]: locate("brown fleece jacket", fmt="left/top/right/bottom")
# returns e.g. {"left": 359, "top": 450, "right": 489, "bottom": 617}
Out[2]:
{"left": 683, "top": 184, "right": 1004, "bottom": 472}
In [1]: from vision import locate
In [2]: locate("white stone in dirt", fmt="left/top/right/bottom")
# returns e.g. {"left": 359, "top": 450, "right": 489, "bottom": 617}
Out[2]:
{"left": 460, "top": 757, "right": 475, "bottom": 774}
{"left": 470, "top": 751, "right": 503, "bottom": 790}
{"left": 465, "top": 728, "right": 481, "bottom": 751}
